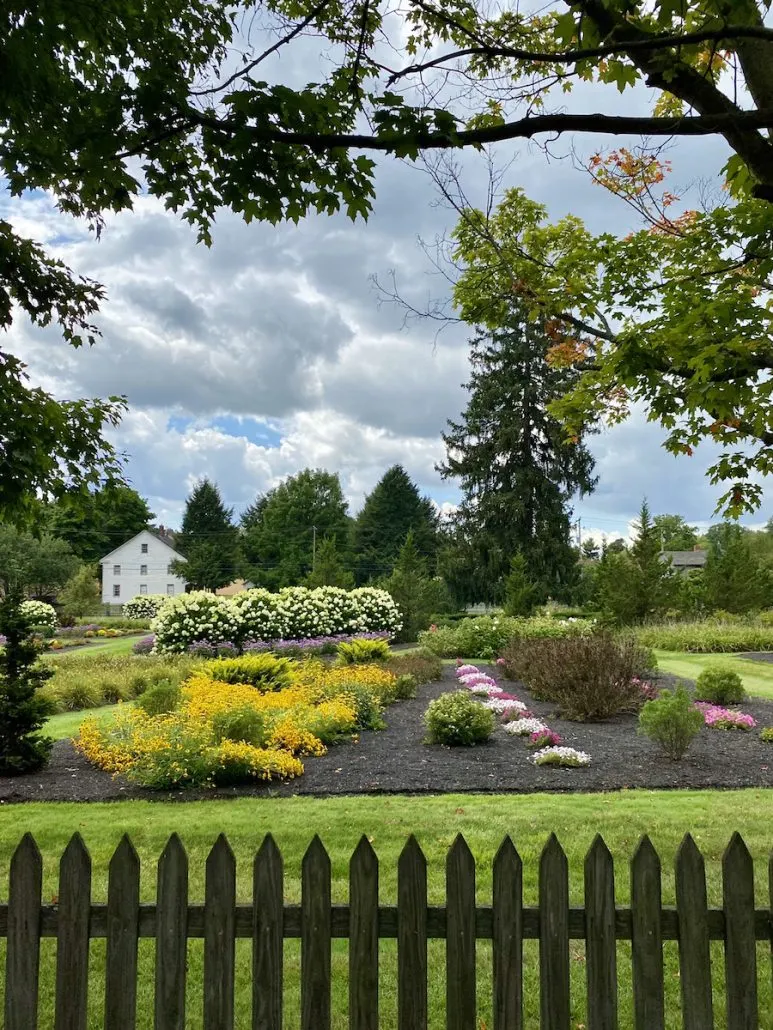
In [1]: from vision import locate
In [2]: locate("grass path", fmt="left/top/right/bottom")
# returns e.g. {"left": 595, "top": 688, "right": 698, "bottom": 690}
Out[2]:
{"left": 1, "top": 791, "right": 772, "bottom": 1028}
{"left": 655, "top": 649, "right": 773, "bottom": 699}
{"left": 49, "top": 635, "right": 140, "bottom": 658}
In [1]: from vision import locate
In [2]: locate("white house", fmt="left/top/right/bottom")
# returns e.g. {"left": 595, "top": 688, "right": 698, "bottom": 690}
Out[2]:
{"left": 99, "top": 529, "right": 187, "bottom": 606}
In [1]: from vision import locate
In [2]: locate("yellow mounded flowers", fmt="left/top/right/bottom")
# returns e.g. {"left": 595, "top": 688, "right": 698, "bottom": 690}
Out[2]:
{"left": 76, "top": 658, "right": 395, "bottom": 790}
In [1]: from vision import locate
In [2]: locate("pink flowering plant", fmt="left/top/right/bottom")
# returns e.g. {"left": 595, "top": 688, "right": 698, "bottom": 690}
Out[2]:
{"left": 632, "top": 676, "right": 659, "bottom": 702}
{"left": 528, "top": 729, "right": 562, "bottom": 749}
{"left": 695, "top": 702, "right": 756, "bottom": 731}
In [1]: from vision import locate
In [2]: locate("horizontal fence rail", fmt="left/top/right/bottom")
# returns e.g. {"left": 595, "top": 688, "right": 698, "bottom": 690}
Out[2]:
{"left": 1, "top": 831, "right": 771, "bottom": 1029}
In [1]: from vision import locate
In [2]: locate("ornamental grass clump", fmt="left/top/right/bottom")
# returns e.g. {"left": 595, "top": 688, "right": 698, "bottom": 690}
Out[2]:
{"left": 638, "top": 684, "right": 704, "bottom": 760}
{"left": 694, "top": 665, "right": 746, "bottom": 705}
{"left": 336, "top": 638, "right": 391, "bottom": 665}
{"left": 424, "top": 691, "right": 495, "bottom": 746}
{"left": 206, "top": 654, "right": 294, "bottom": 692}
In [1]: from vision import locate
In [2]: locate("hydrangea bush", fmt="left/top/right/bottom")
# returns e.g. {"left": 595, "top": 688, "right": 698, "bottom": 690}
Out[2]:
{"left": 151, "top": 587, "right": 401, "bottom": 654}
{"left": 124, "top": 595, "right": 168, "bottom": 620}
{"left": 20, "top": 600, "right": 57, "bottom": 632}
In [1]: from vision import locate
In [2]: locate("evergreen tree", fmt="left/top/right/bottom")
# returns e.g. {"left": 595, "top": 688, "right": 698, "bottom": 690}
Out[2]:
{"left": 503, "top": 553, "right": 538, "bottom": 616}
{"left": 703, "top": 523, "right": 771, "bottom": 612}
{"left": 241, "top": 469, "right": 351, "bottom": 589}
{"left": 438, "top": 310, "right": 596, "bottom": 603}
{"left": 0, "top": 591, "right": 55, "bottom": 775}
{"left": 171, "top": 479, "right": 239, "bottom": 590}
{"left": 382, "top": 531, "right": 451, "bottom": 643}
{"left": 305, "top": 536, "right": 355, "bottom": 588}
{"left": 581, "top": 539, "right": 600, "bottom": 561}
{"left": 597, "top": 500, "right": 676, "bottom": 623}
{"left": 352, "top": 465, "right": 439, "bottom": 583}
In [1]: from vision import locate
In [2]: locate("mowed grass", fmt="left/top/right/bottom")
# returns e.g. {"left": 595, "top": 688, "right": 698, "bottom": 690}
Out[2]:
{"left": 50, "top": 635, "right": 141, "bottom": 658}
{"left": 655, "top": 649, "right": 773, "bottom": 699}
{"left": 1, "top": 790, "right": 772, "bottom": 1028}
{"left": 45, "top": 703, "right": 128, "bottom": 740}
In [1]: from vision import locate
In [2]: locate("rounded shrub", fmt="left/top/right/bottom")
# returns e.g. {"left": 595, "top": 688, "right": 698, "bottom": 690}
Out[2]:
{"left": 759, "top": 727, "right": 773, "bottom": 743}
{"left": 124, "top": 595, "right": 168, "bottom": 620}
{"left": 230, "top": 589, "right": 282, "bottom": 643}
{"left": 135, "top": 681, "right": 181, "bottom": 717}
{"left": 20, "top": 600, "right": 57, "bottom": 632}
{"left": 424, "top": 691, "right": 495, "bottom": 746}
{"left": 336, "top": 638, "right": 391, "bottom": 665}
{"left": 694, "top": 665, "right": 746, "bottom": 705}
{"left": 392, "top": 673, "right": 419, "bottom": 700}
{"left": 206, "top": 654, "right": 294, "bottom": 692}
{"left": 638, "top": 684, "right": 704, "bottom": 760}
{"left": 211, "top": 706, "right": 270, "bottom": 747}
{"left": 151, "top": 592, "right": 241, "bottom": 653}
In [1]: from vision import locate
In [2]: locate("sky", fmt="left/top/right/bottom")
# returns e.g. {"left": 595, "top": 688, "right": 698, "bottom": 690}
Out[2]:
{"left": 5, "top": 21, "right": 771, "bottom": 547}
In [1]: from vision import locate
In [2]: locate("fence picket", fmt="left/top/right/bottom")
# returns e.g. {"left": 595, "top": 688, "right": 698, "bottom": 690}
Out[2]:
{"left": 54, "top": 834, "right": 92, "bottom": 1030}
{"left": 492, "top": 836, "right": 522, "bottom": 1030}
{"left": 585, "top": 835, "right": 617, "bottom": 1030}
{"left": 252, "top": 834, "right": 283, "bottom": 1030}
{"left": 349, "top": 836, "right": 379, "bottom": 1030}
{"left": 446, "top": 835, "right": 476, "bottom": 1030}
{"left": 154, "top": 834, "right": 188, "bottom": 1030}
{"left": 105, "top": 835, "right": 140, "bottom": 1030}
{"left": 539, "top": 834, "right": 570, "bottom": 1030}
{"left": 4, "top": 833, "right": 42, "bottom": 1030}
{"left": 398, "top": 835, "right": 427, "bottom": 1030}
{"left": 204, "top": 835, "right": 236, "bottom": 1030}
{"left": 723, "top": 833, "right": 758, "bottom": 1030}
{"left": 675, "top": 834, "right": 713, "bottom": 1030}
{"left": 302, "top": 835, "right": 332, "bottom": 1030}
{"left": 630, "top": 835, "right": 664, "bottom": 1030}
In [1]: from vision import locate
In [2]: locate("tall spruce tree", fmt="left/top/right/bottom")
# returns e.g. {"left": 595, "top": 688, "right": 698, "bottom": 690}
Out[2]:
{"left": 438, "top": 310, "right": 596, "bottom": 603}
{"left": 171, "top": 479, "right": 239, "bottom": 591}
{"left": 703, "top": 523, "right": 771, "bottom": 612}
{"left": 352, "top": 465, "right": 439, "bottom": 583}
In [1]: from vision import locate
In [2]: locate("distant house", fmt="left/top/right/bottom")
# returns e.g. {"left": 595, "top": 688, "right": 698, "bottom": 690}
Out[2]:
{"left": 99, "top": 529, "right": 187, "bottom": 606}
{"left": 662, "top": 549, "right": 708, "bottom": 574}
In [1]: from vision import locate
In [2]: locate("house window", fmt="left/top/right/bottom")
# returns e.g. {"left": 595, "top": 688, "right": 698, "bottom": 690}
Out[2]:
{"left": 113, "top": 584, "right": 121, "bottom": 598}
{"left": 113, "top": 564, "right": 121, "bottom": 576}
{"left": 141, "top": 543, "right": 148, "bottom": 554}
{"left": 140, "top": 564, "right": 148, "bottom": 576}
{"left": 139, "top": 584, "right": 148, "bottom": 595}
{"left": 167, "top": 584, "right": 175, "bottom": 596}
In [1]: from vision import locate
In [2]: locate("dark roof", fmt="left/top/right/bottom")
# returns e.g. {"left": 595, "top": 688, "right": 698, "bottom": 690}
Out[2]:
{"left": 662, "top": 549, "right": 708, "bottom": 567}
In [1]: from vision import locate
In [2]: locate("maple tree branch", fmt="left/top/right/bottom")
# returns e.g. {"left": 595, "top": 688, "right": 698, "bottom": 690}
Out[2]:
{"left": 388, "top": 25, "right": 773, "bottom": 84}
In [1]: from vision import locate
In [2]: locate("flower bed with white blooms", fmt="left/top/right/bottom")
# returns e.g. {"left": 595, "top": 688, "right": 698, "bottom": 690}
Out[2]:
{"left": 151, "top": 587, "right": 402, "bottom": 654}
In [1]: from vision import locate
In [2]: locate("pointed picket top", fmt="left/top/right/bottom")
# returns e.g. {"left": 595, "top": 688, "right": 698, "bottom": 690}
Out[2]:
{"left": 61, "top": 831, "right": 91, "bottom": 869}
{"left": 399, "top": 834, "right": 427, "bottom": 872}
{"left": 12, "top": 831, "right": 41, "bottom": 871}
{"left": 723, "top": 831, "right": 752, "bottom": 875}
{"left": 447, "top": 833, "right": 474, "bottom": 870}
{"left": 585, "top": 833, "right": 613, "bottom": 870}
{"left": 160, "top": 832, "right": 187, "bottom": 865}
{"left": 631, "top": 833, "right": 659, "bottom": 869}
{"left": 303, "top": 833, "right": 330, "bottom": 872}
{"left": 207, "top": 832, "right": 235, "bottom": 870}
{"left": 540, "top": 833, "right": 567, "bottom": 872}
{"left": 676, "top": 832, "right": 704, "bottom": 871}
{"left": 110, "top": 833, "right": 139, "bottom": 873}
{"left": 494, "top": 835, "right": 520, "bottom": 868}
{"left": 256, "top": 832, "right": 281, "bottom": 866}
{"left": 351, "top": 834, "right": 378, "bottom": 870}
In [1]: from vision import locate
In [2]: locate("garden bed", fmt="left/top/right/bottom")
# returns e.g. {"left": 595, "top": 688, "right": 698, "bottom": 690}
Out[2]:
{"left": 3, "top": 666, "right": 773, "bottom": 802}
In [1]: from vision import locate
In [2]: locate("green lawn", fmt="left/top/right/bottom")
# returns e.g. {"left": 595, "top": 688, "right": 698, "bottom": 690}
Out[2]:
{"left": 45, "top": 702, "right": 127, "bottom": 740}
{"left": 1, "top": 790, "right": 771, "bottom": 1028}
{"left": 655, "top": 649, "right": 773, "bottom": 699}
{"left": 50, "top": 634, "right": 140, "bottom": 658}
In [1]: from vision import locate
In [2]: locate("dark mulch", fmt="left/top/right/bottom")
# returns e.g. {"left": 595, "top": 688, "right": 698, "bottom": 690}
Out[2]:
{"left": 3, "top": 666, "right": 773, "bottom": 804}
{"left": 738, "top": 652, "right": 773, "bottom": 663}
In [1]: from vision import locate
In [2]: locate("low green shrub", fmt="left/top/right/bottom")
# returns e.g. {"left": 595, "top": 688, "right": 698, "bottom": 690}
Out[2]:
{"left": 501, "top": 632, "right": 653, "bottom": 720}
{"left": 205, "top": 654, "right": 294, "bottom": 692}
{"left": 391, "top": 674, "right": 418, "bottom": 700}
{"left": 634, "top": 619, "right": 773, "bottom": 653}
{"left": 135, "top": 681, "right": 181, "bottom": 717}
{"left": 694, "top": 665, "right": 746, "bottom": 705}
{"left": 638, "top": 684, "right": 704, "bottom": 759}
{"left": 211, "top": 706, "right": 270, "bottom": 747}
{"left": 418, "top": 615, "right": 593, "bottom": 660}
{"left": 385, "top": 650, "right": 443, "bottom": 685}
{"left": 760, "top": 727, "right": 773, "bottom": 743}
{"left": 336, "top": 638, "right": 391, "bottom": 665}
{"left": 321, "top": 682, "right": 385, "bottom": 730}
{"left": 424, "top": 691, "right": 495, "bottom": 746}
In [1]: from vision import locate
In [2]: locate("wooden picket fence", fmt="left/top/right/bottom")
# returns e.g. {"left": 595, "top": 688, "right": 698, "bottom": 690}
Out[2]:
{"left": 0, "top": 830, "right": 770, "bottom": 1029}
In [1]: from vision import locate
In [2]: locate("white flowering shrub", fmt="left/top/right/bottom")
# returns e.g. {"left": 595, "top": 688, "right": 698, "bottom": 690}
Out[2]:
{"left": 151, "top": 586, "right": 402, "bottom": 653}
{"left": 20, "top": 600, "right": 57, "bottom": 631}
{"left": 350, "top": 588, "right": 402, "bottom": 636}
{"left": 230, "top": 589, "right": 282, "bottom": 642}
{"left": 151, "top": 592, "right": 241, "bottom": 653}
{"left": 124, "top": 595, "right": 168, "bottom": 620}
